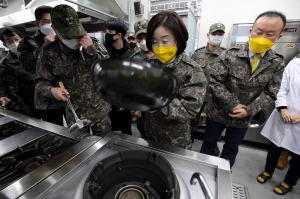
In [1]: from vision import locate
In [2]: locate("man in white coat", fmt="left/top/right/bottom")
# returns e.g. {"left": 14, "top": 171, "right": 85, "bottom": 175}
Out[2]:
{"left": 257, "top": 57, "right": 300, "bottom": 195}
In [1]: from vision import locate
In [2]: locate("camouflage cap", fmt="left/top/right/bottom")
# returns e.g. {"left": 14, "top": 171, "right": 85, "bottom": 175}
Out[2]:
{"left": 126, "top": 32, "right": 136, "bottom": 39}
{"left": 50, "top": 4, "right": 86, "bottom": 39}
{"left": 209, "top": 22, "right": 225, "bottom": 33}
{"left": 134, "top": 19, "right": 149, "bottom": 37}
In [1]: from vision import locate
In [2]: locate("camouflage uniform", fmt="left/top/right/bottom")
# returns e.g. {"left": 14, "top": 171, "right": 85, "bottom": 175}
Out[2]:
{"left": 18, "top": 30, "right": 64, "bottom": 113}
{"left": 190, "top": 46, "right": 226, "bottom": 131}
{"left": 207, "top": 43, "right": 285, "bottom": 128}
{"left": 294, "top": 53, "right": 300, "bottom": 59}
{"left": 0, "top": 51, "right": 35, "bottom": 116}
{"left": 144, "top": 53, "right": 207, "bottom": 149}
{"left": 18, "top": 30, "right": 45, "bottom": 74}
{"left": 190, "top": 23, "right": 226, "bottom": 131}
{"left": 35, "top": 5, "right": 111, "bottom": 136}
{"left": 126, "top": 32, "right": 139, "bottom": 53}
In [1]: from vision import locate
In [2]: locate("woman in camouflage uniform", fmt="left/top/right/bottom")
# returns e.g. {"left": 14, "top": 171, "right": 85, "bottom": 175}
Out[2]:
{"left": 143, "top": 11, "right": 207, "bottom": 149}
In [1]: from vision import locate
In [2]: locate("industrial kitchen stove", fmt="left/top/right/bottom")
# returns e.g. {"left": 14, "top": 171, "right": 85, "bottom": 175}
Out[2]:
{"left": 0, "top": 109, "right": 233, "bottom": 199}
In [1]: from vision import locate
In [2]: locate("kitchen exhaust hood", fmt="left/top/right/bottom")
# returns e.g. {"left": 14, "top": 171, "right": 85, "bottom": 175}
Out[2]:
{"left": 0, "top": 0, "right": 128, "bottom": 34}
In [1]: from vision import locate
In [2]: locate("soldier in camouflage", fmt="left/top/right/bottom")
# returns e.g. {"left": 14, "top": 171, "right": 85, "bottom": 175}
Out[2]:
{"left": 130, "top": 19, "right": 158, "bottom": 138}
{"left": 200, "top": 11, "right": 286, "bottom": 168}
{"left": 191, "top": 22, "right": 226, "bottom": 156}
{"left": 35, "top": 4, "right": 111, "bottom": 136}
{"left": 144, "top": 11, "right": 207, "bottom": 149}
{"left": 17, "top": 5, "right": 65, "bottom": 125}
{"left": 126, "top": 32, "right": 139, "bottom": 52}
{"left": 0, "top": 27, "right": 36, "bottom": 116}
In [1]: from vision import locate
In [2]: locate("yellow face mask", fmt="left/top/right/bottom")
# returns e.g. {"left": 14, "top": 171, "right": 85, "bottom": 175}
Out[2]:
{"left": 249, "top": 37, "right": 274, "bottom": 53}
{"left": 153, "top": 46, "right": 177, "bottom": 63}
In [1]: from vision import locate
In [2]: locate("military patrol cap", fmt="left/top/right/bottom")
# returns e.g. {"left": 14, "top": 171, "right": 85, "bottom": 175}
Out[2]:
{"left": 209, "top": 22, "right": 225, "bottom": 33}
{"left": 134, "top": 19, "right": 149, "bottom": 37}
{"left": 50, "top": 4, "right": 86, "bottom": 39}
{"left": 127, "top": 32, "right": 136, "bottom": 39}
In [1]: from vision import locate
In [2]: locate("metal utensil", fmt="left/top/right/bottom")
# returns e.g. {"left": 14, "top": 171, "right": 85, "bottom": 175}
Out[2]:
{"left": 58, "top": 82, "right": 91, "bottom": 132}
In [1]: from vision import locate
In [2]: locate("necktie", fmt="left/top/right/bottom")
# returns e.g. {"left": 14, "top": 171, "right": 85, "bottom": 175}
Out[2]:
{"left": 251, "top": 53, "right": 260, "bottom": 73}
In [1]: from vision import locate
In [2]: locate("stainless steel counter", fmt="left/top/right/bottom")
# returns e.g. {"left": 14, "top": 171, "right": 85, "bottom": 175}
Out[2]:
{"left": 18, "top": 133, "right": 233, "bottom": 199}
{"left": 0, "top": 110, "right": 233, "bottom": 199}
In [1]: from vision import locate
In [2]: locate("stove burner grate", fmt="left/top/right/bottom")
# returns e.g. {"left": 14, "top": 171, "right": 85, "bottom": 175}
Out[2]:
{"left": 0, "top": 121, "right": 32, "bottom": 141}
{"left": 0, "top": 133, "right": 77, "bottom": 190}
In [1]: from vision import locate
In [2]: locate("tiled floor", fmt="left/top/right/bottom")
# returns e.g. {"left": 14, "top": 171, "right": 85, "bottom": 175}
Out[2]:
{"left": 131, "top": 125, "right": 300, "bottom": 199}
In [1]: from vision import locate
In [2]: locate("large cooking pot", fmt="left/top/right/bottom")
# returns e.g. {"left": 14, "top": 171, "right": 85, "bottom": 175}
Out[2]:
{"left": 91, "top": 59, "right": 179, "bottom": 111}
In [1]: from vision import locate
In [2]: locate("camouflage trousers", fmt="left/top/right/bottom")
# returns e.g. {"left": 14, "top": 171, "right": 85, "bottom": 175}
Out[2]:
{"left": 144, "top": 111, "right": 192, "bottom": 150}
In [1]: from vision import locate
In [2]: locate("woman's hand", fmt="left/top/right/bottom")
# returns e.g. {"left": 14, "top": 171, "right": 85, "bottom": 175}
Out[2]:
{"left": 291, "top": 115, "right": 300, "bottom": 124}
{"left": 280, "top": 109, "right": 292, "bottom": 123}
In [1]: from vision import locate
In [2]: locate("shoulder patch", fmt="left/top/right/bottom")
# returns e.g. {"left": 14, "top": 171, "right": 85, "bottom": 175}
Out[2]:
{"left": 42, "top": 39, "right": 59, "bottom": 50}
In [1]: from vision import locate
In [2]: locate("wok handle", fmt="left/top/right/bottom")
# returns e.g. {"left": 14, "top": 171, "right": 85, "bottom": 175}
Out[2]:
{"left": 190, "top": 172, "right": 214, "bottom": 199}
{"left": 58, "top": 81, "right": 65, "bottom": 89}
{"left": 58, "top": 81, "right": 80, "bottom": 122}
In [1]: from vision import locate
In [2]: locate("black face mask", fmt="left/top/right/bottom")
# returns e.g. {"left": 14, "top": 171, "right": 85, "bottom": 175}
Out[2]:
{"left": 129, "top": 42, "right": 137, "bottom": 48}
{"left": 105, "top": 33, "right": 118, "bottom": 45}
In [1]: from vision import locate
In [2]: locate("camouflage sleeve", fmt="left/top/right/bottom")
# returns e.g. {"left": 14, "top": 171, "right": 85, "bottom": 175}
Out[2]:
{"left": 246, "top": 58, "right": 285, "bottom": 115}
{"left": 207, "top": 51, "right": 240, "bottom": 112}
{"left": 35, "top": 49, "right": 56, "bottom": 98}
{"left": 161, "top": 65, "right": 207, "bottom": 119}
{"left": 17, "top": 38, "right": 39, "bottom": 73}
{"left": 0, "top": 61, "right": 19, "bottom": 98}
{"left": 85, "top": 40, "right": 109, "bottom": 60}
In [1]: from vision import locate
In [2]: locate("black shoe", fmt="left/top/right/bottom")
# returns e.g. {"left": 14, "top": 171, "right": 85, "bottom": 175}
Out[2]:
{"left": 214, "top": 145, "right": 220, "bottom": 156}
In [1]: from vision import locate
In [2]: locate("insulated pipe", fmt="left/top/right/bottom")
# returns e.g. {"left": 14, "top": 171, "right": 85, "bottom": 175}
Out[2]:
{"left": 0, "top": 0, "right": 8, "bottom": 8}
{"left": 64, "top": 0, "right": 129, "bottom": 24}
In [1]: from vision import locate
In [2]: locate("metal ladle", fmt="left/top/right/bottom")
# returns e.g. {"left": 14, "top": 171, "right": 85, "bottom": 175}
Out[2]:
{"left": 59, "top": 82, "right": 91, "bottom": 132}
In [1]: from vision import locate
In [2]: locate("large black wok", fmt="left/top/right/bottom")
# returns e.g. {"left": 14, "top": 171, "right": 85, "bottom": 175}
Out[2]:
{"left": 91, "top": 59, "right": 179, "bottom": 111}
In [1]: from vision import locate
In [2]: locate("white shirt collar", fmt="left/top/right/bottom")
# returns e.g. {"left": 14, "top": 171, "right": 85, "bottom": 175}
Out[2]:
{"left": 249, "top": 48, "right": 266, "bottom": 58}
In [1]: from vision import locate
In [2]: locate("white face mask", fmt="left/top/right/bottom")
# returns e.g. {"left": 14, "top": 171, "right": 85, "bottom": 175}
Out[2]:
{"left": 208, "top": 35, "right": 223, "bottom": 46}
{"left": 139, "top": 39, "right": 148, "bottom": 51}
{"left": 40, "top": 23, "right": 56, "bottom": 36}
{"left": 8, "top": 42, "right": 19, "bottom": 56}
{"left": 61, "top": 39, "right": 80, "bottom": 50}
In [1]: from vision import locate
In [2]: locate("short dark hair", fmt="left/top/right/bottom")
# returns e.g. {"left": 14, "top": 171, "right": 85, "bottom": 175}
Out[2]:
{"left": 146, "top": 11, "right": 188, "bottom": 55}
{"left": 106, "top": 18, "right": 128, "bottom": 38}
{"left": 35, "top": 5, "right": 52, "bottom": 21}
{"left": 0, "top": 27, "right": 22, "bottom": 43}
{"left": 254, "top": 11, "right": 286, "bottom": 31}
